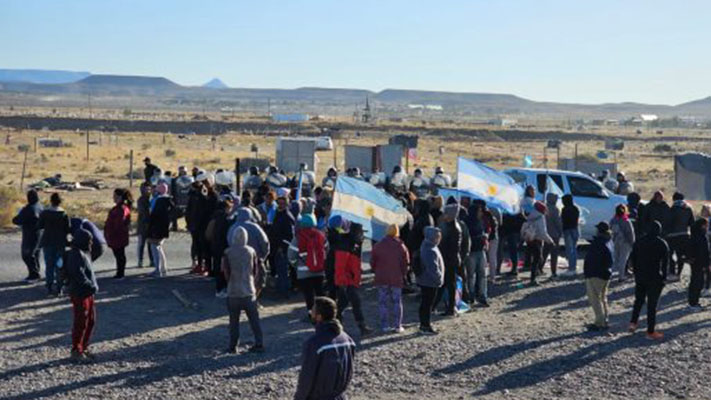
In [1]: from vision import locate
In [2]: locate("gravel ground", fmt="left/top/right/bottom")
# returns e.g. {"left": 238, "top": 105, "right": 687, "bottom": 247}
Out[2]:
{"left": 2, "top": 232, "right": 711, "bottom": 400}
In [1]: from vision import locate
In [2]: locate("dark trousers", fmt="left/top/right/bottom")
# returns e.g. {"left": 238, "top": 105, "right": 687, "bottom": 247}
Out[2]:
{"left": 631, "top": 280, "right": 664, "bottom": 333}
{"left": 542, "top": 236, "right": 560, "bottom": 276}
{"left": 689, "top": 263, "right": 704, "bottom": 306}
{"left": 71, "top": 295, "right": 96, "bottom": 354}
{"left": 337, "top": 285, "right": 365, "bottom": 324}
{"left": 299, "top": 276, "right": 324, "bottom": 312}
{"left": 111, "top": 247, "right": 126, "bottom": 277}
{"left": 21, "top": 245, "right": 41, "bottom": 278}
{"left": 433, "top": 268, "right": 456, "bottom": 314}
{"left": 505, "top": 233, "right": 520, "bottom": 274}
{"left": 213, "top": 252, "right": 227, "bottom": 292}
{"left": 525, "top": 240, "right": 543, "bottom": 283}
{"left": 227, "top": 296, "right": 263, "bottom": 349}
{"left": 419, "top": 286, "right": 437, "bottom": 328}
{"left": 667, "top": 235, "right": 689, "bottom": 275}
{"left": 190, "top": 230, "right": 201, "bottom": 264}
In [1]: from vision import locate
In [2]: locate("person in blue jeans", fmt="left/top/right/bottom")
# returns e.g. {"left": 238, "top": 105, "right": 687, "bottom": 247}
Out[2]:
{"left": 38, "top": 193, "right": 71, "bottom": 295}
{"left": 561, "top": 194, "right": 581, "bottom": 277}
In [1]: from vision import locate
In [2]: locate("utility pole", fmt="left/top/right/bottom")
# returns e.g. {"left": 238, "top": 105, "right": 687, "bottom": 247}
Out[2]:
{"left": 267, "top": 98, "right": 271, "bottom": 117}
{"left": 85, "top": 130, "right": 90, "bottom": 161}
{"left": 129, "top": 149, "right": 134, "bottom": 188}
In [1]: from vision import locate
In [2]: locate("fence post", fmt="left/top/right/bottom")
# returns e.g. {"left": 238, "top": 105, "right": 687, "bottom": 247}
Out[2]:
{"left": 235, "top": 158, "right": 240, "bottom": 194}
{"left": 129, "top": 149, "right": 134, "bottom": 188}
{"left": 19, "top": 148, "right": 28, "bottom": 190}
{"left": 85, "top": 130, "right": 90, "bottom": 161}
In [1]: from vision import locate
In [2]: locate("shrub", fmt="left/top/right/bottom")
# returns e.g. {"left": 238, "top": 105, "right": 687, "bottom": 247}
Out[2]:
{"left": 165, "top": 149, "right": 176, "bottom": 157}
{"left": 141, "top": 144, "right": 150, "bottom": 150}
{"left": 95, "top": 165, "right": 112, "bottom": 173}
{"left": 126, "top": 170, "right": 143, "bottom": 179}
{"left": 653, "top": 144, "right": 673, "bottom": 153}
{"left": 17, "top": 144, "right": 30, "bottom": 152}
{"left": 0, "top": 187, "right": 22, "bottom": 227}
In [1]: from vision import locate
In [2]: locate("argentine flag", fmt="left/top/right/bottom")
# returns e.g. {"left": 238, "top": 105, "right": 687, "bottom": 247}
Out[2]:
{"left": 331, "top": 176, "right": 411, "bottom": 241}
{"left": 456, "top": 157, "right": 523, "bottom": 214}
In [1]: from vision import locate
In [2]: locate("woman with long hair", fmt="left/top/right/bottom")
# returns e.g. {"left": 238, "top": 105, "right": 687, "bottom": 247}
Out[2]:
{"left": 610, "top": 203, "right": 635, "bottom": 282}
{"left": 105, "top": 188, "right": 133, "bottom": 279}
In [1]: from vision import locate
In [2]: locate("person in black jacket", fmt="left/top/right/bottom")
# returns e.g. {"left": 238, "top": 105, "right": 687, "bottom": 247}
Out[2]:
{"left": 294, "top": 297, "right": 355, "bottom": 400}
{"left": 583, "top": 222, "right": 613, "bottom": 331}
{"left": 185, "top": 181, "right": 205, "bottom": 273}
{"left": 406, "top": 199, "right": 434, "bottom": 285}
{"left": 38, "top": 193, "right": 71, "bottom": 295}
{"left": 208, "top": 197, "right": 234, "bottom": 297}
{"left": 666, "top": 192, "right": 694, "bottom": 279}
{"left": 640, "top": 191, "right": 670, "bottom": 236}
{"left": 13, "top": 190, "right": 43, "bottom": 282}
{"left": 502, "top": 211, "right": 525, "bottom": 276}
{"left": 271, "top": 195, "right": 295, "bottom": 297}
{"left": 147, "top": 182, "right": 175, "bottom": 277}
{"left": 64, "top": 228, "right": 98, "bottom": 362}
{"left": 687, "top": 218, "right": 709, "bottom": 310}
{"left": 432, "top": 203, "right": 462, "bottom": 316}
{"left": 143, "top": 157, "right": 158, "bottom": 182}
{"left": 629, "top": 221, "right": 668, "bottom": 340}
{"left": 561, "top": 194, "right": 581, "bottom": 277}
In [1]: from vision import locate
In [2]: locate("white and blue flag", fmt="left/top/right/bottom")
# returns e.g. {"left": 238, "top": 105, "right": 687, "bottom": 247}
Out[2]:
{"left": 456, "top": 157, "right": 523, "bottom": 214}
{"left": 545, "top": 174, "right": 564, "bottom": 197}
{"left": 331, "top": 176, "right": 411, "bottom": 241}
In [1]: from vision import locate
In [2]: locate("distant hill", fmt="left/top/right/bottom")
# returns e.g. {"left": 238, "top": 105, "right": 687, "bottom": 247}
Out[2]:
{"left": 203, "top": 78, "right": 229, "bottom": 89}
{"left": 0, "top": 69, "right": 90, "bottom": 84}
{"left": 77, "top": 75, "right": 180, "bottom": 88}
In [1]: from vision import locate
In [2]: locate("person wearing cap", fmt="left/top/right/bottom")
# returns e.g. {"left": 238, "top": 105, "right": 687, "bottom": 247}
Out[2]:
{"left": 610, "top": 204, "right": 635, "bottom": 282}
{"left": 432, "top": 202, "right": 462, "bottom": 316}
{"left": 521, "top": 201, "right": 553, "bottom": 286}
{"left": 583, "top": 222, "right": 613, "bottom": 331}
{"left": 629, "top": 220, "right": 669, "bottom": 340}
{"left": 64, "top": 227, "right": 99, "bottom": 362}
{"left": 143, "top": 157, "right": 158, "bottom": 183}
{"left": 147, "top": 182, "right": 174, "bottom": 277}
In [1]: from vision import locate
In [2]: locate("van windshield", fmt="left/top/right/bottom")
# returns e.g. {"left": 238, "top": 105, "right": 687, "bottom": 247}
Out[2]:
{"left": 567, "top": 176, "right": 607, "bottom": 198}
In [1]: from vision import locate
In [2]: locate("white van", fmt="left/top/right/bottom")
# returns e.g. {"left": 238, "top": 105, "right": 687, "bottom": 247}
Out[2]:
{"left": 503, "top": 168, "right": 627, "bottom": 240}
{"left": 315, "top": 136, "right": 333, "bottom": 151}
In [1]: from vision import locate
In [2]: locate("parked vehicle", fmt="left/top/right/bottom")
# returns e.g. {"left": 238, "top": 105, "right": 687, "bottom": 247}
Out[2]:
{"left": 504, "top": 168, "right": 627, "bottom": 240}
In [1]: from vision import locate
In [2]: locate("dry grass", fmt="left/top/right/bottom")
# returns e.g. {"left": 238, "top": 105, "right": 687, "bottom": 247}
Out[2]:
{"left": 0, "top": 186, "right": 23, "bottom": 227}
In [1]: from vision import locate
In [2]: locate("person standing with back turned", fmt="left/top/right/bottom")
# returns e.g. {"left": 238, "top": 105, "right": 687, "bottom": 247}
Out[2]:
{"left": 629, "top": 221, "right": 668, "bottom": 340}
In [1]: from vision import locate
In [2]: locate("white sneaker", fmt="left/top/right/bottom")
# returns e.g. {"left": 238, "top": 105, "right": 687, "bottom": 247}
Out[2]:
{"left": 394, "top": 326, "right": 405, "bottom": 333}
{"left": 561, "top": 270, "right": 577, "bottom": 277}
{"left": 215, "top": 290, "right": 228, "bottom": 298}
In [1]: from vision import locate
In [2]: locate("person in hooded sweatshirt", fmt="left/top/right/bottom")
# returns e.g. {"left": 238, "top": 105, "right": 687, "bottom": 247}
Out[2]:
{"left": 629, "top": 221, "right": 668, "bottom": 340}
{"left": 641, "top": 190, "right": 670, "bottom": 236}
{"left": 561, "top": 194, "right": 581, "bottom": 277}
{"left": 583, "top": 222, "right": 613, "bottom": 331}
{"left": 542, "top": 193, "right": 563, "bottom": 278}
{"left": 370, "top": 224, "right": 410, "bottom": 333}
{"left": 433, "top": 203, "right": 461, "bottom": 316}
{"left": 222, "top": 226, "right": 265, "bottom": 354}
{"left": 406, "top": 199, "right": 434, "bottom": 286}
{"left": 147, "top": 182, "right": 174, "bottom": 277}
{"left": 687, "top": 218, "right": 709, "bottom": 310}
{"left": 289, "top": 213, "right": 326, "bottom": 321}
{"left": 70, "top": 218, "right": 106, "bottom": 262}
{"left": 610, "top": 204, "right": 635, "bottom": 281}
{"left": 272, "top": 195, "right": 296, "bottom": 296}
{"left": 521, "top": 201, "right": 553, "bottom": 286}
{"left": 13, "top": 189, "right": 43, "bottom": 282}
{"left": 229, "top": 207, "right": 270, "bottom": 298}
{"left": 466, "top": 203, "right": 489, "bottom": 307}
{"left": 64, "top": 228, "right": 99, "bottom": 362}
{"left": 417, "top": 227, "right": 445, "bottom": 335}
{"left": 294, "top": 296, "right": 355, "bottom": 400}
{"left": 666, "top": 192, "right": 694, "bottom": 280}
{"left": 38, "top": 193, "right": 71, "bottom": 295}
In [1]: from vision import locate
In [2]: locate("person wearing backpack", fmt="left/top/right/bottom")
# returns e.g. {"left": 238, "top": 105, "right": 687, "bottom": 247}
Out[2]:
{"left": 289, "top": 213, "right": 326, "bottom": 322}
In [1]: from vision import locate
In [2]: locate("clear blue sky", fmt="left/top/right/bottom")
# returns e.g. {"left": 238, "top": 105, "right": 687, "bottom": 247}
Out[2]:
{"left": 1, "top": 0, "right": 708, "bottom": 105}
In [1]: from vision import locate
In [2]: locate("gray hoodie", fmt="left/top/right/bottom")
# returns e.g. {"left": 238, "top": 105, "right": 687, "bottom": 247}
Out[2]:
{"left": 228, "top": 208, "right": 270, "bottom": 260}
{"left": 223, "top": 227, "right": 258, "bottom": 299}
{"left": 417, "top": 226, "right": 445, "bottom": 288}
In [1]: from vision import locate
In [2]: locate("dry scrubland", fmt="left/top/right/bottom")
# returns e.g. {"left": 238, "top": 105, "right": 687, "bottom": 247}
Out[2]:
{"left": 1, "top": 112, "right": 710, "bottom": 226}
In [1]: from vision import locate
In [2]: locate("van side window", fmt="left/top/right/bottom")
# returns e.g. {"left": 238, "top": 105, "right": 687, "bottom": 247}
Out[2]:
{"left": 536, "top": 174, "right": 564, "bottom": 194}
{"left": 505, "top": 171, "right": 527, "bottom": 185}
{"left": 568, "top": 176, "right": 605, "bottom": 198}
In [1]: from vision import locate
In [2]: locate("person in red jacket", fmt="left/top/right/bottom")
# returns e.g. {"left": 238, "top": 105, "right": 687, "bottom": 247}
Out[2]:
{"left": 370, "top": 224, "right": 410, "bottom": 333}
{"left": 332, "top": 217, "right": 373, "bottom": 336}
{"left": 104, "top": 188, "right": 132, "bottom": 279}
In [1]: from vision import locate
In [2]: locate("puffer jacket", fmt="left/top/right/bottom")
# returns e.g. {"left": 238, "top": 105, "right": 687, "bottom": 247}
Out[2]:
{"left": 65, "top": 229, "right": 98, "bottom": 299}
{"left": 333, "top": 224, "right": 364, "bottom": 287}
{"left": 667, "top": 200, "right": 694, "bottom": 238}
{"left": 417, "top": 227, "right": 445, "bottom": 288}
{"left": 521, "top": 209, "right": 553, "bottom": 243}
{"left": 294, "top": 320, "right": 355, "bottom": 400}
{"left": 38, "top": 206, "right": 70, "bottom": 248}
{"left": 583, "top": 234, "right": 613, "bottom": 280}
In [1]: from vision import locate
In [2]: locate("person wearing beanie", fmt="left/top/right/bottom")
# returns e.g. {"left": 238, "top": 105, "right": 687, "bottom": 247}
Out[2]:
{"left": 370, "top": 224, "right": 410, "bottom": 333}
{"left": 610, "top": 204, "right": 635, "bottom": 282}
{"left": 521, "top": 201, "right": 553, "bottom": 286}
{"left": 666, "top": 191, "right": 694, "bottom": 280}
{"left": 147, "top": 182, "right": 174, "bottom": 277}
{"left": 583, "top": 222, "right": 613, "bottom": 331}
{"left": 433, "top": 202, "right": 462, "bottom": 316}
{"left": 13, "top": 189, "right": 43, "bottom": 282}
{"left": 687, "top": 218, "right": 709, "bottom": 310}
{"left": 288, "top": 213, "right": 327, "bottom": 321}
{"left": 629, "top": 220, "right": 669, "bottom": 340}
{"left": 64, "top": 227, "right": 98, "bottom": 362}
{"left": 294, "top": 297, "right": 355, "bottom": 400}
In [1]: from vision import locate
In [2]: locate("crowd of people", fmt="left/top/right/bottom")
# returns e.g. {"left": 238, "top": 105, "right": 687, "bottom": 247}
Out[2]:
{"left": 11, "top": 157, "right": 711, "bottom": 399}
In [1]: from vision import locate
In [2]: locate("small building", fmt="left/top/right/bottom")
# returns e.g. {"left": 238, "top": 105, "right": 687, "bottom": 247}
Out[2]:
{"left": 38, "top": 138, "right": 64, "bottom": 148}
{"left": 272, "top": 113, "right": 310, "bottom": 123}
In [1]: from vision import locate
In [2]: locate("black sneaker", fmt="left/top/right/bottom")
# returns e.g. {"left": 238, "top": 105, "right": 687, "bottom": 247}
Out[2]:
{"left": 248, "top": 344, "right": 265, "bottom": 353}
{"left": 419, "top": 326, "right": 438, "bottom": 335}
{"left": 477, "top": 301, "right": 490, "bottom": 308}
{"left": 112, "top": 275, "right": 125, "bottom": 280}
{"left": 359, "top": 325, "right": 374, "bottom": 336}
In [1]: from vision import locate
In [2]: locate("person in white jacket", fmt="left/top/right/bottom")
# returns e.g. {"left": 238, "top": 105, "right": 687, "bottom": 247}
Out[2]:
{"left": 610, "top": 204, "right": 635, "bottom": 281}
{"left": 521, "top": 201, "right": 553, "bottom": 286}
